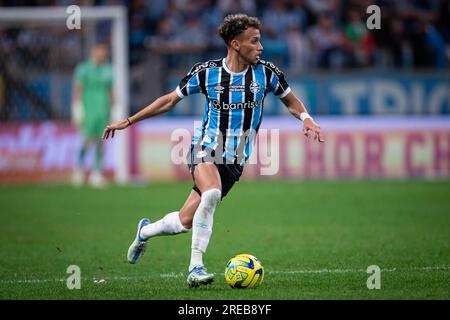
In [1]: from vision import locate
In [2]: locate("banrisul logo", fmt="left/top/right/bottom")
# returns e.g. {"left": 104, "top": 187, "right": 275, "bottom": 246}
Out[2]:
{"left": 212, "top": 99, "right": 262, "bottom": 110}
{"left": 250, "top": 81, "right": 261, "bottom": 94}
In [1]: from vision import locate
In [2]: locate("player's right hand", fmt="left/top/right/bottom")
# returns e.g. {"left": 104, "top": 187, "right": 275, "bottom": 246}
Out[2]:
{"left": 102, "top": 119, "right": 130, "bottom": 140}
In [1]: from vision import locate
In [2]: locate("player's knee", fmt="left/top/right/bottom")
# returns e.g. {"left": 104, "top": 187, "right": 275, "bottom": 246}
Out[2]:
{"left": 201, "top": 188, "right": 221, "bottom": 208}
{"left": 179, "top": 214, "right": 193, "bottom": 230}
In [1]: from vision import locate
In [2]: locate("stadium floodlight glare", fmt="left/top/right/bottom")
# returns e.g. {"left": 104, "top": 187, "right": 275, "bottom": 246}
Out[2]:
{"left": 0, "top": 6, "right": 130, "bottom": 183}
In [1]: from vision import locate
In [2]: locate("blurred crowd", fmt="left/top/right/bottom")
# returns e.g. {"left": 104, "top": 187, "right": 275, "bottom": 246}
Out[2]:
{"left": 127, "top": 0, "right": 450, "bottom": 71}
{"left": 1, "top": 0, "right": 449, "bottom": 72}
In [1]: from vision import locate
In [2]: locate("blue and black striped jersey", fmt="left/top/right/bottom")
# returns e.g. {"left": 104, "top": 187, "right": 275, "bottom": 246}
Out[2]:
{"left": 176, "top": 58, "right": 291, "bottom": 166}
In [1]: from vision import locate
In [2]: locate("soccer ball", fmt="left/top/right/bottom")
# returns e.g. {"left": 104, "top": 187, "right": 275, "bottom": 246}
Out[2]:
{"left": 224, "top": 254, "right": 264, "bottom": 288}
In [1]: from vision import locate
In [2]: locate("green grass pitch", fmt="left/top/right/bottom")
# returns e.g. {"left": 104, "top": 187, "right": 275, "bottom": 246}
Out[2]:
{"left": 0, "top": 180, "right": 449, "bottom": 300}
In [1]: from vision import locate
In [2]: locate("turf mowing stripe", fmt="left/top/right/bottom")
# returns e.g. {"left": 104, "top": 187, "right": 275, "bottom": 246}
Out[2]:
{"left": 1, "top": 265, "right": 448, "bottom": 284}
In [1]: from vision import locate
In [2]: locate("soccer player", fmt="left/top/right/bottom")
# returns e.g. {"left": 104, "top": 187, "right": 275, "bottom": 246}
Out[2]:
{"left": 102, "top": 14, "right": 324, "bottom": 287}
{"left": 72, "top": 43, "right": 113, "bottom": 188}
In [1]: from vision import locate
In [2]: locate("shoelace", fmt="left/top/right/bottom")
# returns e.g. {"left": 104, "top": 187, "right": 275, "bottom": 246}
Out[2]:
{"left": 194, "top": 267, "right": 208, "bottom": 275}
{"left": 137, "top": 241, "right": 146, "bottom": 253}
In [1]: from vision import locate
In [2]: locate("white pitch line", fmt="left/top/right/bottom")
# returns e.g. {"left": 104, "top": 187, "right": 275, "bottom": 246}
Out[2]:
{"left": 271, "top": 265, "right": 450, "bottom": 275}
{"left": 1, "top": 266, "right": 449, "bottom": 285}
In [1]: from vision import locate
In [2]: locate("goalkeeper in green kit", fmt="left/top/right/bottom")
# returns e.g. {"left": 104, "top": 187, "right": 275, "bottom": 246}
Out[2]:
{"left": 71, "top": 43, "right": 113, "bottom": 187}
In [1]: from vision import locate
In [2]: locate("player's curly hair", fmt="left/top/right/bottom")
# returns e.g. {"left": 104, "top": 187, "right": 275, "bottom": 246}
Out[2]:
{"left": 218, "top": 14, "right": 262, "bottom": 46}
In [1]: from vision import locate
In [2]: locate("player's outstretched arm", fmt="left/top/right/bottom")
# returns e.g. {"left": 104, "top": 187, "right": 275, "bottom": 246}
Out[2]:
{"left": 281, "top": 91, "right": 324, "bottom": 143}
{"left": 102, "top": 90, "right": 181, "bottom": 140}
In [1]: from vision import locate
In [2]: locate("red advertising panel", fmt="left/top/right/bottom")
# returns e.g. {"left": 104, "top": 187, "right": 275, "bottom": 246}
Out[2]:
{"left": 1, "top": 118, "right": 448, "bottom": 183}
{"left": 132, "top": 117, "right": 450, "bottom": 181}
{"left": 0, "top": 122, "right": 115, "bottom": 183}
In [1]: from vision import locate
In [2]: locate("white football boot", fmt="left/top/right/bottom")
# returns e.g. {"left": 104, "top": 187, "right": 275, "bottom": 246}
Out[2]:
{"left": 127, "top": 218, "right": 151, "bottom": 264}
{"left": 187, "top": 265, "right": 214, "bottom": 288}
{"left": 89, "top": 170, "right": 106, "bottom": 188}
{"left": 71, "top": 167, "right": 84, "bottom": 187}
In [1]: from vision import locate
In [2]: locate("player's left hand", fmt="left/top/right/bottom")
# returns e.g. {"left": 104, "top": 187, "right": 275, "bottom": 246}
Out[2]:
{"left": 303, "top": 118, "right": 325, "bottom": 143}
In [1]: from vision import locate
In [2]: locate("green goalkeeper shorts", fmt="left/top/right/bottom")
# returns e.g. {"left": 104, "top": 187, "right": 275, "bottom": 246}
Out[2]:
{"left": 81, "top": 115, "right": 109, "bottom": 140}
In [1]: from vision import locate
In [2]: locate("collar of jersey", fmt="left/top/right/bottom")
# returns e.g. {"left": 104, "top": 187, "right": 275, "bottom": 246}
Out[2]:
{"left": 222, "top": 58, "right": 249, "bottom": 76}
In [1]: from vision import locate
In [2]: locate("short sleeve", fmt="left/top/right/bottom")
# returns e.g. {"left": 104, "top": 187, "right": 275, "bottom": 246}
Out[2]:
{"left": 176, "top": 62, "right": 206, "bottom": 98}
{"left": 104, "top": 64, "right": 114, "bottom": 89}
{"left": 73, "top": 63, "right": 85, "bottom": 83}
{"left": 263, "top": 61, "right": 291, "bottom": 99}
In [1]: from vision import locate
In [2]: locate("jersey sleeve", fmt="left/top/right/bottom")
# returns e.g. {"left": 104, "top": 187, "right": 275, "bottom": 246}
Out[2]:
{"left": 176, "top": 62, "right": 206, "bottom": 98}
{"left": 105, "top": 64, "right": 114, "bottom": 89}
{"left": 73, "top": 63, "right": 85, "bottom": 84}
{"left": 264, "top": 61, "right": 291, "bottom": 99}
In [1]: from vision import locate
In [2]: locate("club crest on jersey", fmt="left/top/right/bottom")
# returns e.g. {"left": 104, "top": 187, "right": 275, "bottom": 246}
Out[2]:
{"left": 214, "top": 85, "right": 224, "bottom": 94}
{"left": 250, "top": 81, "right": 261, "bottom": 94}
